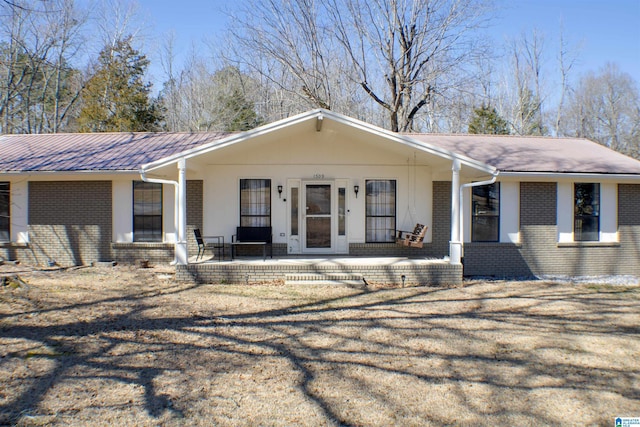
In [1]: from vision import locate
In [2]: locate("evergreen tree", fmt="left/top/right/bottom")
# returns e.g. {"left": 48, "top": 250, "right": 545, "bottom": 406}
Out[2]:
{"left": 78, "top": 37, "right": 162, "bottom": 132}
{"left": 221, "top": 88, "right": 263, "bottom": 132}
{"left": 468, "top": 105, "right": 510, "bottom": 135}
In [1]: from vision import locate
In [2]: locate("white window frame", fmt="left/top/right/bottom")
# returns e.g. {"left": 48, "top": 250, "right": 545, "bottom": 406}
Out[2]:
{"left": 558, "top": 181, "right": 617, "bottom": 243}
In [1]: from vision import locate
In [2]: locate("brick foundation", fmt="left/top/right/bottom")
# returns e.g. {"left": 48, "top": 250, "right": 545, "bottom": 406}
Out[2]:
{"left": 176, "top": 261, "right": 462, "bottom": 286}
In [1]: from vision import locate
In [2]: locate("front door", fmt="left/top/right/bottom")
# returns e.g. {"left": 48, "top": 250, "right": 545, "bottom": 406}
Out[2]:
{"left": 304, "top": 183, "right": 333, "bottom": 252}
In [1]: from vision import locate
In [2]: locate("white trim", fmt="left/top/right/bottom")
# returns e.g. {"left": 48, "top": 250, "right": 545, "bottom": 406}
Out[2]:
{"left": 500, "top": 171, "right": 640, "bottom": 182}
{"left": 139, "top": 165, "right": 183, "bottom": 265}
{"left": 458, "top": 174, "right": 499, "bottom": 247}
{"left": 450, "top": 160, "right": 462, "bottom": 264}
{"left": 558, "top": 181, "right": 618, "bottom": 243}
{"left": 301, "top": 180, "right": 335, "bottom": 254}
{"left": 176, "top": 159, "right": 187, "bottom": 265}
{"left": 141, "top": 109, "right": 496, "bottom": 176}
{"left": 557, "top": 182, "right": 573, "bottom": 243}
{"left": 501, "top": 182, "right": 520, "bottom": 243}
{"left": 10, "top": 180, "right": 28, "bottom": 243}
{"left": 113, "top": 180, "right": 133, "bottom": 243}
{"left": 600, "top": 183, "right": 618, "bottom": 243}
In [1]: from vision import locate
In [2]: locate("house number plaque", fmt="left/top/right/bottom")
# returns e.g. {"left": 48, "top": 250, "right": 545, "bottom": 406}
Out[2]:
{"left": 313, "top": 174, "right": 325, "bottom": 179}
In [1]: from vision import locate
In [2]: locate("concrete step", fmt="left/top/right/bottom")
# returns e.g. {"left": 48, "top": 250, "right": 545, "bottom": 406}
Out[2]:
{"left": 284, "top": 273, "right": 364, "bottom": 286}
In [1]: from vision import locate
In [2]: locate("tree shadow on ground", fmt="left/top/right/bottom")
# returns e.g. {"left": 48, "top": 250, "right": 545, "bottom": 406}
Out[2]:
{"left": 1, "top": 278, "right": 639, "bottom": 425}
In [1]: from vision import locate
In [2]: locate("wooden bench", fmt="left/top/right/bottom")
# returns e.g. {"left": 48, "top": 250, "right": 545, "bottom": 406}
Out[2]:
{"left": 231, "top": 226, "right": 273, "bottom": 260}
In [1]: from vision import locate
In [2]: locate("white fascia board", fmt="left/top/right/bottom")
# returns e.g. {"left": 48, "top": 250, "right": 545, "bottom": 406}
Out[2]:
{"left": 317, "top": 110, "right": 497, "bottom": 175}
{"left": 499, "top": 171, "right": 640, "bottom": 182}
{"left": 141, "top": 108, "right": 496, "bottom": 176}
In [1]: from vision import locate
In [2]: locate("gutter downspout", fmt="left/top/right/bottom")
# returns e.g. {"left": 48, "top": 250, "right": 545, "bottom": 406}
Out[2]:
{"left": 450, "top": 158, "right": 498, "bottom": 264}
{"left": 139, "top": 158, "right": 187, "bottom": 265}
{"left": 458, "top": 172, "right": 499, "bottom": 259}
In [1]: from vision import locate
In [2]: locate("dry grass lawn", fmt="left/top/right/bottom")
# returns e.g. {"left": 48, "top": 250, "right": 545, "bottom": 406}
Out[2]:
{"left": 1, "top": 264, "right": 639, "bottom": 426}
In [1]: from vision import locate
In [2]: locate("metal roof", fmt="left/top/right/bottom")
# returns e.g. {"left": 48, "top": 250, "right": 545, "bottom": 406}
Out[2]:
{"left": 0, "top": 132, "right": 229, "bottom": 172}
{"left": 1, "top": 116, "right": 639, "bottom": 176}
{"left": 409, "top": 133, "right": 640, "bottom": 175}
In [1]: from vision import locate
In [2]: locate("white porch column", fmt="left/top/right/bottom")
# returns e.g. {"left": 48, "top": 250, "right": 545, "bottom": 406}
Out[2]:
{"left": 175, "top": 158, "right": 188, "bottom": 265}
{"left": 449, "top": 159, "right": 462, "bottom": 264}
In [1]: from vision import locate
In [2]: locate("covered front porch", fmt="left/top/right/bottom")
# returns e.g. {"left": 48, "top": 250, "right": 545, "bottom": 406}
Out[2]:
{"left": 176, "top": 255, "right": 462, "bottom": 286}
{"left": 138, "top": 110, "right": 497, "bottom": 286}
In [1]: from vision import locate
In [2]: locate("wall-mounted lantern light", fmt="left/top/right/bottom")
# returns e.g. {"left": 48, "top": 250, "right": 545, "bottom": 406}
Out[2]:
{"left": 277, "top": 185, "right": 283, "bottom": 198}
{"left": 354, "top": 185, "right": 359, "bottom": 198}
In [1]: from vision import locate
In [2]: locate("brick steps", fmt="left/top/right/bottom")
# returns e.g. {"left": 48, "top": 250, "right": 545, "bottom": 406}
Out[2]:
{"left": 284, "top": 273, "right": 364, "bottom": 286}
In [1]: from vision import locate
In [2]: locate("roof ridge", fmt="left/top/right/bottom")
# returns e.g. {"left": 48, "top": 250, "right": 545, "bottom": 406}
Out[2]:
{"left": 404, "top": 132, "right": 590, "bottom": 141}
{"left": 1, "top": 130, "right": 235, "bottom": 137}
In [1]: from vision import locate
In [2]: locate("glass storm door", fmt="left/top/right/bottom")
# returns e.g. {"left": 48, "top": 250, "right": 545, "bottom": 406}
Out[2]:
{"left": 304, "top": 183, "right": 332, "bottom": 251}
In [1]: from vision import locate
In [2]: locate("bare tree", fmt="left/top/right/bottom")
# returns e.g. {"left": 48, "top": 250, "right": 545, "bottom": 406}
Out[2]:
{"left": 94, "top": 0, "right": 144, "bottom": 50}
{"left": 48, "top": 0, "right": 88, "bottom": 133}
{"left": 565, "top": 63, "right": 640, "bottom": 156}
{"left": 324, "top": 0, "right": 492, "bottom": 132}
{"left": 225, "top": 0, "right": 492, "bottom": 132}
{"left": 226, "top": 0, "right": 337, "bottom": 112}
{"left": 553, "top": 22, "right": 580, "bottom": 136}
{"left": 0, "top": 0, "right": 86, "bottom": 133}
{"left": 499, "top": 30, "right": 547, "bottom": 135}
{"left": 158, "top": 31, "right": 181, "bottom": 131}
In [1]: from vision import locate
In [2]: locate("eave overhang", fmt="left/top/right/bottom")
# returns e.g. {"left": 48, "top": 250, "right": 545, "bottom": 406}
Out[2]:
{"left": 140, "top": 109, "right": 497, "bottom": 177}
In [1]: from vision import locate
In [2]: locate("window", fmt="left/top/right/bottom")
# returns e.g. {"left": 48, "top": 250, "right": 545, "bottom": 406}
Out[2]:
{"left": 240, "top": 179, "right": 271, "bottom": 227}
{"left": 472, "top": 183, "right": 500, "bottom": 242}
{"left": 574, "top": 183, "right": 600, "bottom": 241}
{"left": 0, "top": 182, "right": 9, "bottom": 242}
{"left": 338, "top": 187, "right": 346, "bottom": 236}
{"left": 133, "top": 181, "right": 162, "bottom": 242}
{"left": 290, "top": 187, "right": 299, "bottom": 235}
{"left": 366, "top": 180, "right": 396, "bottom": 242}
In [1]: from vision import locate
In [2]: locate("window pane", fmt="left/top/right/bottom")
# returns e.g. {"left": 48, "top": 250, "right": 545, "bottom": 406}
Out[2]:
{"left": 291, "top": 187, "right": 299, "bottom": 236}
{"left": 575, "top": 183, "right": 600, "bottom": 241}
{"left": 306, "top": 185, "right": 331, "bottom": 214}
{"left": 472, "top": 216, "right": 499, "bottom": 242}
{"left": 366, "top": 216, "right": 395, "bottom": 242}
{"left": 307, "top": 217, "right": 331, "bottom": 248}
{"left": 338, "top": 187, "right": 345, "bottom": 236}
{"left": 365, "top": 180, "right": 396, "bottom": 242}
{"left": 575, "top": 216, "right": 599, "bottom": 241}
{"left": 240, "top": 179, "right": 271, "bottom": 226}
{"left": 471, "top": 183, "right": 500, "bottom": 242}
{"left": 0, "top": 182, "right": 8, "bottom": 242}
{"left": 133, "top": 181, "right": 163, "bottom": 242}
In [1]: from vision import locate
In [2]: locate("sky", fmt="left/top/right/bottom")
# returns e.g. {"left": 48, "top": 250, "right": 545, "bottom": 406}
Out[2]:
{"left": 135, "top": 0, "right": 640, "bottom": 90}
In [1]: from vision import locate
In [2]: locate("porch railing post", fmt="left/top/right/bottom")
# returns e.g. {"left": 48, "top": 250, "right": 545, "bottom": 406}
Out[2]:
{"left": 450, "top": 159, "right": 462, "bottom": 264}
{"left": 175, "top": 158, "right": 188, "bottom": 265}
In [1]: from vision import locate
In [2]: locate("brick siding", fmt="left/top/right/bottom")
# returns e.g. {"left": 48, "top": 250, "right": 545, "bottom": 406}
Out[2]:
{"left": 6, "top": 178, "right": 638, "bottom": 279}
{"left": 464, "top": 182, "right": 640, "bottom": 277}
{"left": 112, "top": 243, "right": 174, "bottom": 264}
{"left": 27, "top": 181, "right": 112, "bottom": 266}
{"left": 186, "top": 180, "right": 203, "bottom": 256}
{"left": 432, "top": 181, "right": 453, "bottom": 257}
{"left": 2, "top": 180, "right": 206, "bottom": 266}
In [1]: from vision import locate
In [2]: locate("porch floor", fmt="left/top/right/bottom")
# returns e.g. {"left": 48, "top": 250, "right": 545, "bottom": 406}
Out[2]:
{"left": 177, "top": 255, "right": 462, "bottom": 286}
{"left": 189, "top": 254, "right": 445, "bottom": 265}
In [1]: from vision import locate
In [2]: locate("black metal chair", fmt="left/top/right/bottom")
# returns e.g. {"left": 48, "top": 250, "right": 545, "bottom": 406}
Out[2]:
{"left": 194, "top": 228, "right": 224, "bottom": 261}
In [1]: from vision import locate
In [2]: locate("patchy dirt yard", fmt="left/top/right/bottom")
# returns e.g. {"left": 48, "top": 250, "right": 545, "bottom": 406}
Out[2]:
{"left": 1, "top": 264, "right": 639, "bottom": 426}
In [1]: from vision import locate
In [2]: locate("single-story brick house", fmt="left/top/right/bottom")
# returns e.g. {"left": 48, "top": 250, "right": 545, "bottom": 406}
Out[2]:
{"left": 1, "top": 109, "right": 639, "bottom": 282}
